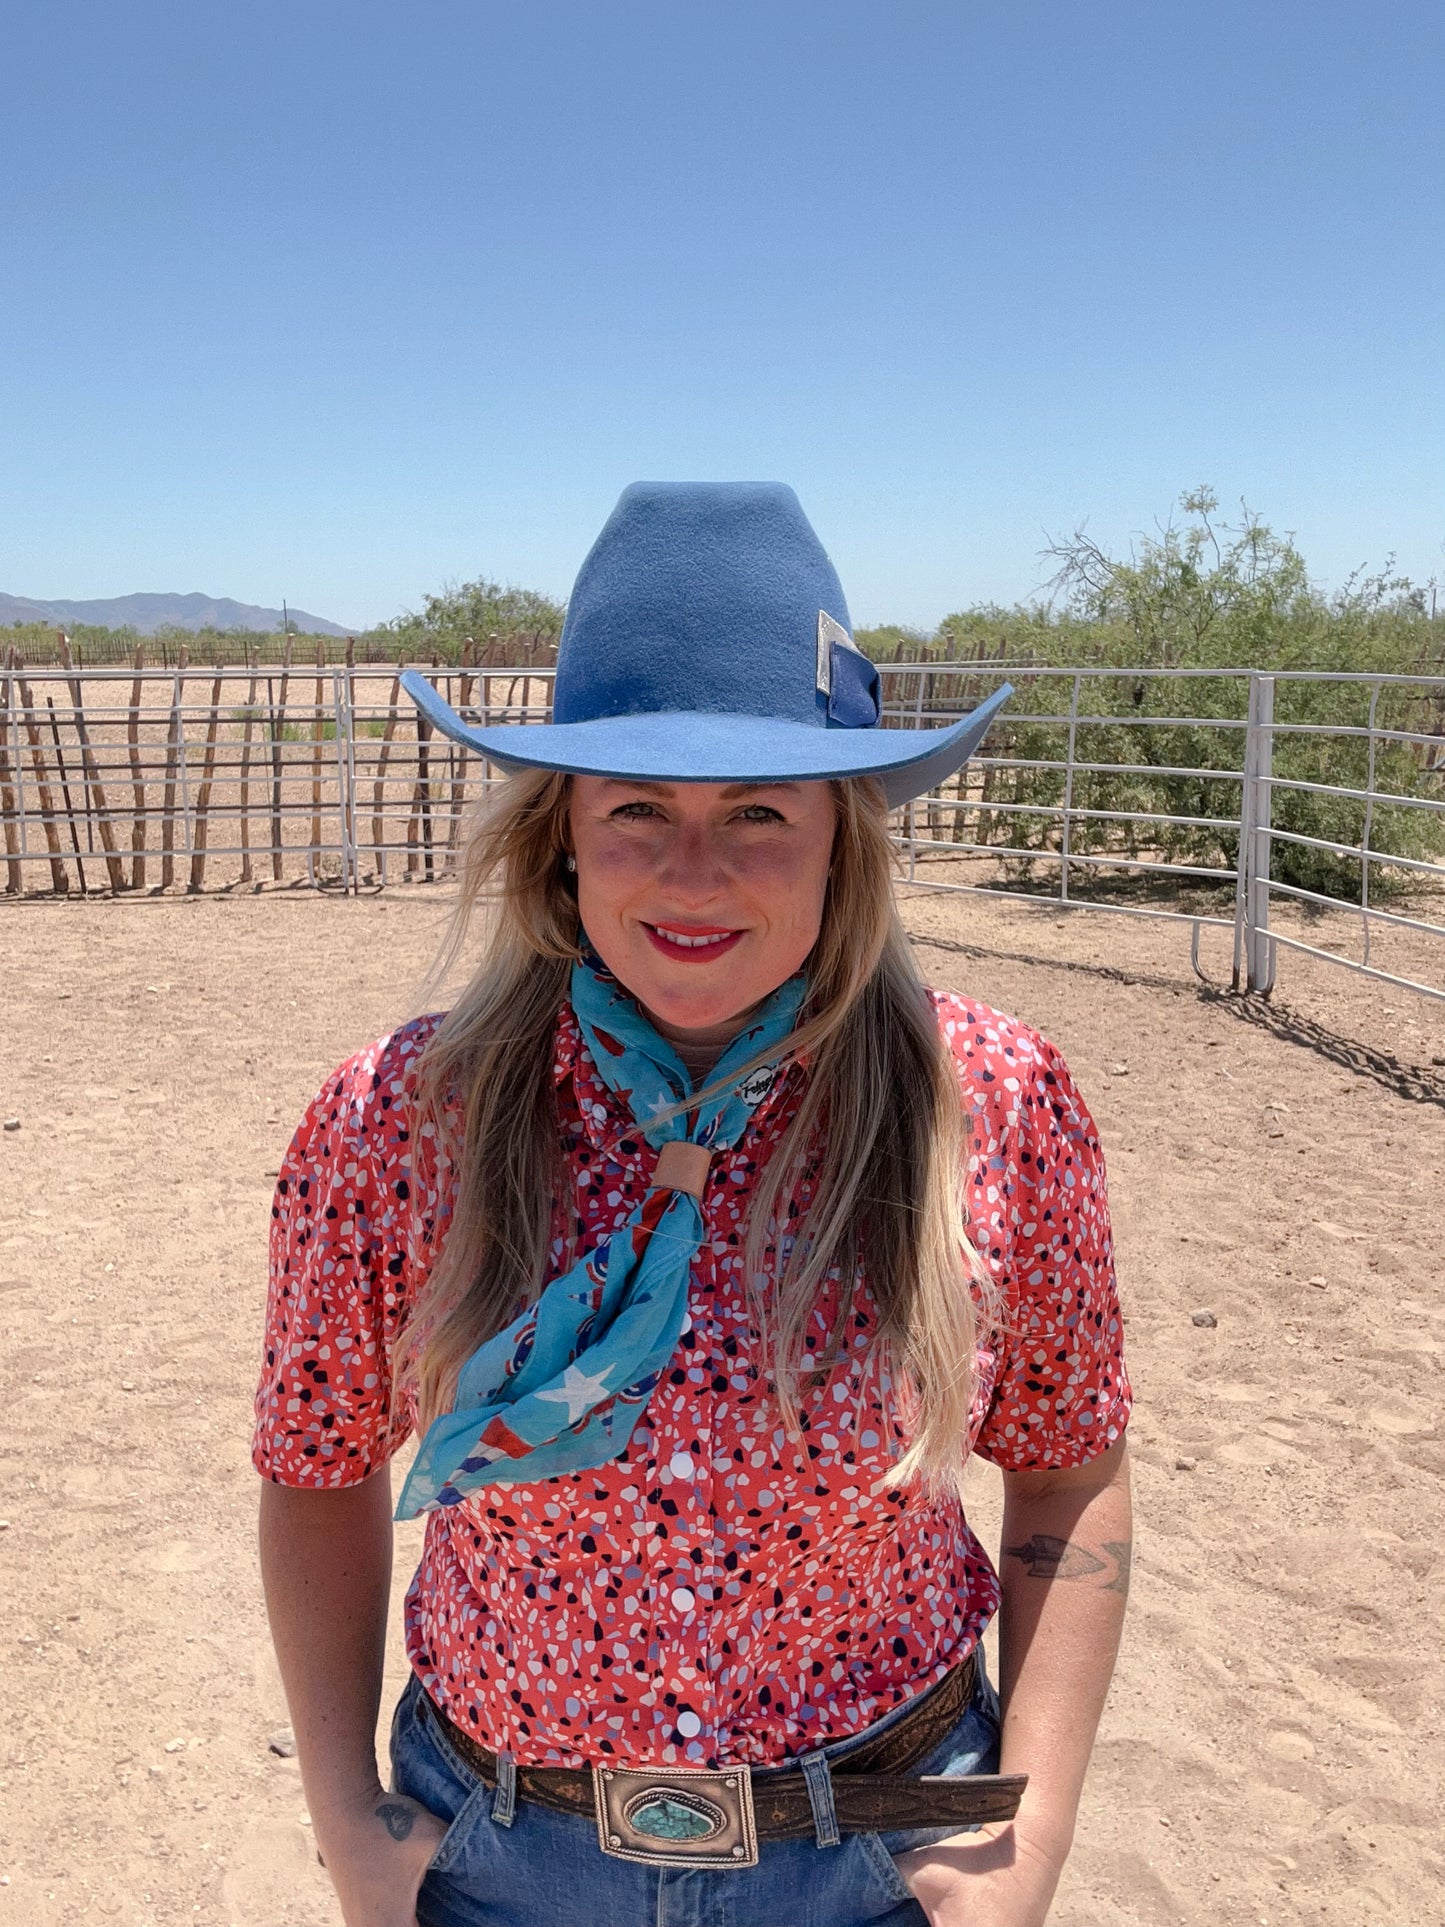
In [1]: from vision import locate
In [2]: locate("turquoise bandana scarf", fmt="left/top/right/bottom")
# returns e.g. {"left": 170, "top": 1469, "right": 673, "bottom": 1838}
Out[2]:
{"left": 394, "top": 954, "right": 806, "bottom": 1519}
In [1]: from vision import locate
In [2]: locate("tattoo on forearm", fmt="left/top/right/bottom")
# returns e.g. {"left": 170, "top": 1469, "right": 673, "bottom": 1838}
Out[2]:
{"left": 1005, "top": 1534, "right": 1105, "bottom": 1579}
{"left": 376, "top": 1801, "right": 416, "bottom": 1841}
{"left": 1101, "top": 1540, "right": 1132, "bottom": 1595}
{"left": 1004, "top": 1533, "right": 1132, "bottom": 1594}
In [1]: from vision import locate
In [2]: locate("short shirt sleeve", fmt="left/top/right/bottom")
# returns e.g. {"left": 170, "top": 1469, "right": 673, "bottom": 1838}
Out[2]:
{"left": 252, "top": 1015, "right": 445, "bottom": 1486}
{"left": 938, "top": 995, "right": 1131, "bottom": 1471}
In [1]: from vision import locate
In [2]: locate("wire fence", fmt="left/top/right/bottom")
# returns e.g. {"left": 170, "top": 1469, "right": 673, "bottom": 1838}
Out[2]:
{"left": 884, "top": 663, "right": 1445, "bottom": 1004}
{"left": 3, "top": 653, "right": 1443, "bottom": 1004}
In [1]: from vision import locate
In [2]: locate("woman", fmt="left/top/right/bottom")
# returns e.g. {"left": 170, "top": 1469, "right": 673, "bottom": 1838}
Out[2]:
{"left": 255, "top": 483, "right": 1132, "bottom": 1927}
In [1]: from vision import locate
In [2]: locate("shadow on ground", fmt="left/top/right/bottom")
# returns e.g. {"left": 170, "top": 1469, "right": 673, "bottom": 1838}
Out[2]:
{"left": 909, "top": 928, "right": 1445, "bottom": 1109}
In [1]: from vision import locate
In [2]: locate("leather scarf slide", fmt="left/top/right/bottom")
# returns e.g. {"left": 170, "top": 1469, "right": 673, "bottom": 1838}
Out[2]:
{"left": 394, "top": 953, "right": 806, "bottom": 1519}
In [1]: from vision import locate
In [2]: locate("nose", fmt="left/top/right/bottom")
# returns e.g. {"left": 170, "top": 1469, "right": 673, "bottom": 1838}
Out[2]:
{"left": 654, "top": 817, "right": 728, "bottom": 900}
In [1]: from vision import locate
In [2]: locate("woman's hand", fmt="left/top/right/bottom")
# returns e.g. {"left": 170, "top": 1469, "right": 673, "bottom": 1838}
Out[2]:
{"left": 894, "top": 1821, "right": 1062, "bottom": 1927}
{"left": 315, "top": 1787, "right": 451, "bottom": 1927}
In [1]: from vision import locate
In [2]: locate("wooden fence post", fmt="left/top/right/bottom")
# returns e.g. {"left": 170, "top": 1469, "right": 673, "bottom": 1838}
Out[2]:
{"left": 14, "top": 674, "right": 68, "bottom": 890}
{"left": 57, "top": 633, "right": 126, "bottom": 891}
{"left": 445, "top": 640, "right": 474, "bottom": 866}
{"left": 127, "top": 643, "right": 148, "bottom": 889}
{"left": 407, "top": 655, "right": 438, "bottom": 880}
{"left": 309, "top": 640, "right": 325, "bottom": 883}
{"left": 269, "top": 638, "right": 292, "bottom": 881}
{"left": 343, "top": 639, "right": 357, "bottom": 893}
{"left": 15, "top": 674, "right": 69, "bottom": 892}
{"left": 187, "top": 671, "right": 225, "bottom": 891}
{"left": 0, "top": 657, "right": 22, "bottom": 894}
{"left": 372, "top": 675, "right": 400, "bottom": 884}
{"left": 239, "top": 646, "right": 258, "bottom": 884}
{"left": 160, "top": 650, "right": 189, "bottom": 891}
{"left": 45, "top": 696, "right": 88, "bottom": 891}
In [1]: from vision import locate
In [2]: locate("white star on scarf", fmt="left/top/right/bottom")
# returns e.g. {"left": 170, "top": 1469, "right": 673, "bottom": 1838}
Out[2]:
{"left": 534, "top": 1361, "right": 617, "bottom": 1423}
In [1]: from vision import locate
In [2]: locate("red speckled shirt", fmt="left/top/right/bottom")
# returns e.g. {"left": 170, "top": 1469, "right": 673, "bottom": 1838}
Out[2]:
{"left": 253, "top": 993, "right": 1129, "bottom": 1768}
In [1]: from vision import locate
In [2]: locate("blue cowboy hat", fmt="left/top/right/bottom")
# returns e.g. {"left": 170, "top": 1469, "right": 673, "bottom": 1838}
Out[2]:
{"left": 400, "top": 482, "right": 1010, "bottom": 809}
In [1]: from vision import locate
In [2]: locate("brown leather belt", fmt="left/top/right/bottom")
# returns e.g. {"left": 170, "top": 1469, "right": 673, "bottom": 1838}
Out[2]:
{"left": 422, "top": 1651, "right": 1027, "bottom": 1868}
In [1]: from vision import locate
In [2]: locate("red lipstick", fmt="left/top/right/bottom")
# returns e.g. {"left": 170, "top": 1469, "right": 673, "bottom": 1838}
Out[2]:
{"left": 642, "top": 921, "right": 745, "bottom": 962}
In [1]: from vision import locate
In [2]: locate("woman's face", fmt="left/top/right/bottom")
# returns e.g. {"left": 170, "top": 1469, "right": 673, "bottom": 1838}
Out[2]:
{"left": 569, "top": 776, "right": 835, "bottom": 1041}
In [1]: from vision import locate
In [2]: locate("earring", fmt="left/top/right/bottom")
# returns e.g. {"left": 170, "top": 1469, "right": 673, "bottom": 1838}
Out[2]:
{"left": 565, "top": 854, "right": 577, "bottom": 872}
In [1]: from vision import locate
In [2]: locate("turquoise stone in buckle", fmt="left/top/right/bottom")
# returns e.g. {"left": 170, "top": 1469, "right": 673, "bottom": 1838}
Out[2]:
{"left": 627, "top": 1789, "right": 725, "bottom": 1840}
{"left": 592, "top": 1763, "right": 758, "bottom": 1869}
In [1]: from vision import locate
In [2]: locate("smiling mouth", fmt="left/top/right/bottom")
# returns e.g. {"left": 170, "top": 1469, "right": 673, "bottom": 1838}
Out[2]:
{"left": 643, "top": 922, "right": 745, "bottom": 959}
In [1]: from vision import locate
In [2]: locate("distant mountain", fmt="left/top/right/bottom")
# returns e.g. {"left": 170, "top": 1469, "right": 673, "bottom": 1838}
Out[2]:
{"left": 0, "top": 590, "right": 352, "bottom": 636}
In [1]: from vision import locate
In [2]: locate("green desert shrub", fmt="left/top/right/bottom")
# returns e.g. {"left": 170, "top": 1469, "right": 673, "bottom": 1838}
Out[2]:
{"left": 916, "top": 492, "right": 1444, "bottom": 903}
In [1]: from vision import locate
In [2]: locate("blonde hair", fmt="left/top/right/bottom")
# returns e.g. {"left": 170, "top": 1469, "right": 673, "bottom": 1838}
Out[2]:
{"left": 398, "top": 768, "right": 998, "bottom": 1496}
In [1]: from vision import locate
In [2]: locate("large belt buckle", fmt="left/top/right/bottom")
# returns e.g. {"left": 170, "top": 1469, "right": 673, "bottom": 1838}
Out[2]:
{"left": 592, "top": 1763, "right": 758, "bottom": 1869}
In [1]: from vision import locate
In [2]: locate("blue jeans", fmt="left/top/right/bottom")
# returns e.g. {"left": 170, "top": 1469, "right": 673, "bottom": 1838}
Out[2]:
{"left": 389, "top": 1656, "right": 1002, "bottom": 1927}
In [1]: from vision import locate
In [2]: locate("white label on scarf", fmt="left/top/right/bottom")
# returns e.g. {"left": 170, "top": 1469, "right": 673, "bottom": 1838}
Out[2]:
{"left": 735, "top": 1065, "right": 776, "bottom": 1107}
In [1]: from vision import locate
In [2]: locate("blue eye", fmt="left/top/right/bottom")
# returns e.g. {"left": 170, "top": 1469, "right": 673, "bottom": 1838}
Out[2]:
{"left": 610, "top": 800, "right": 661, "bottom": 820}
{"left": 738, "top": 805, "right": 784, "bottom": 823}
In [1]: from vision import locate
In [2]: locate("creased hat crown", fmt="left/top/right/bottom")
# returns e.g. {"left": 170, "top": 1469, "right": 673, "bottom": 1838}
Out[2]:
{"left": 554, "top": 482, "right": 854, "bottom": 728}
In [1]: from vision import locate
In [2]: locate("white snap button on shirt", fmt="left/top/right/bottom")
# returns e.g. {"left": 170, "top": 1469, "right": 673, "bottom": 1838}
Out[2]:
{"left": 670, "top": 1586, "right": 697, "bottom": 1613}
{"left": 676, "top": 1711, "right": 702, "bottom": 1738}
{"left": 668, "top": 1453, "right": 695, "bottom": 1480}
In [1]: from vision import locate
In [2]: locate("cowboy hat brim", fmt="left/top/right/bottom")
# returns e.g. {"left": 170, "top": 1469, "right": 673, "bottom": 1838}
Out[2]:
{"left": 400, "top": 670, "right": 1011, "bottom": 811}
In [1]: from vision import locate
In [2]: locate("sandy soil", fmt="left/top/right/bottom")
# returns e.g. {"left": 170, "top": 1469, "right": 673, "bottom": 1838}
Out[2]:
{"left": 1, "top": 883, "right": 1441, "bottom": 1927}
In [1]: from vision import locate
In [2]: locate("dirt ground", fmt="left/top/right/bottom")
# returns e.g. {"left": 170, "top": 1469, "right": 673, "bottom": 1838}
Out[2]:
{"left": 1, "top": 882, "right": 1441, "bottom": 1927}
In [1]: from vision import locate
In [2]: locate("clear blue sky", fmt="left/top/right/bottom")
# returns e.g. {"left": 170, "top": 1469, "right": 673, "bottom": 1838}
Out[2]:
{"left": 2, "top": 1, "right": 1441, "bottom": 630}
